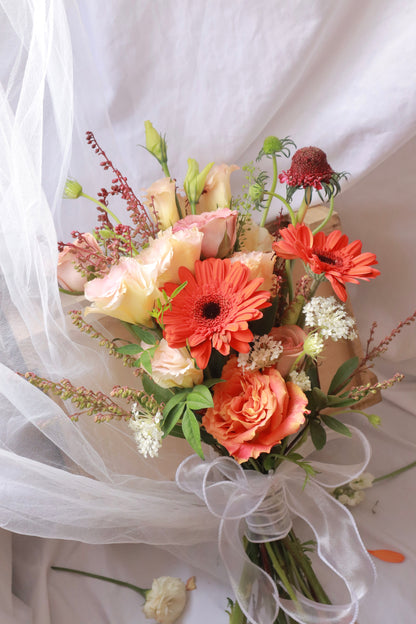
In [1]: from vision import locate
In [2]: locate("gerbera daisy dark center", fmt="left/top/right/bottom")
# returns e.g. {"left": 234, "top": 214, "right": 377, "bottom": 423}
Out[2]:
{"left": 202, "top": 301, "right": 221, "bottom": 319}
{"left": 316, "top": 252, "right": 339, "bottom": 266}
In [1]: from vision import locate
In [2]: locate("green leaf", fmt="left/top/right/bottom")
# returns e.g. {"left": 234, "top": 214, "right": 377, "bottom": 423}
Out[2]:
{"left": 162, "top": 403, "right": 186, "bottom": 437}
{"left": 202, "top": 378, "right": 225, "bottom": 388}
{"left": 326, "top": 395, "right": 358, "bottom": 408}
{"left": 115, "top": 343, "right": 142, "bottom": 355}
{"left": 249, "top": 295, "right": 279, "bottom": 336}
{"left": 138, "top": 349, "right": 153, "bottom": 374}
{"left": 310, "top": 420, "right": 327, "bottom": 450}
{"left": 328, "top": 356, "right": 359, "bottom": 395}
{"left": 182, "top": 407, "right": 204, "bottom": 459}
{"left": 121, "top": 321, "right": 161, "bottom": 344}
{"left": 163, "top": 390, "right": 189, "bottom": 417}
{"left": 311, "top": 387, "right": 328, "bottom": 411}
{"left": 186, "top": 385, "right": 214, "bottom": 410}
{"left": 321, "top": 414, "right": 352, "bottom": 437}
{"left": 141, "top": 374, "right": 173, "bottom": 405}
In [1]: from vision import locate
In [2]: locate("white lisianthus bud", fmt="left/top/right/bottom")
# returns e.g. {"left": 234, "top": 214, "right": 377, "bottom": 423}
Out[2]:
{"left": 143, "top": 576, "right": 187, "bottom": 624}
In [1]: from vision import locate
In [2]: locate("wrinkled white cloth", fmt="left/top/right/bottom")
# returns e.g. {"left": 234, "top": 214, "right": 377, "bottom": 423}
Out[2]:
{"left": 1, "top": 1, "right": 415, "bottom": 623}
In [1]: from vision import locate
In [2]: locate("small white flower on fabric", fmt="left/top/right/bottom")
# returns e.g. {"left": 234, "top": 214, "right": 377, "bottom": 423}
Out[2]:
{"left": 289, "top": 370, "right": 311, "bottom": 392}
{"left": 237, "top": 335, "right": 283, "bottom": 371}
{"left": 303, "top": 296, "right": 357, "bottom": 341}
{"left": 128, "top": 406, "right": 163, "bottom": 458}
{"left": 143, "top": 576, "right": 187, "bottom": 624}
{"left": 337, "top": 490, "right": 365, "bottom": 507}
{"left": 350, "top": 472, "right": 375, "bottom": 491}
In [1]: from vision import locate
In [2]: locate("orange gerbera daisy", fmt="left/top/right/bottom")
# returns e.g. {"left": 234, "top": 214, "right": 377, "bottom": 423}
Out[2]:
{"left": 161, "top": 258, "right": 271, "bottom": 370}
{"left": 273, "top": 223, "right": 380, "bottom": 301}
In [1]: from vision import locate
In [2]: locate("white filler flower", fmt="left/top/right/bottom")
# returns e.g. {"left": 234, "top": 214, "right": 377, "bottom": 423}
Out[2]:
{"left": 143, "top": 576, "right": 187, "bottom": 624}
{"left": 128, "top": 406, "right": 163, "bottom": 458}
{"left": 304, "top": 296, "right": 357, "bottom": 341}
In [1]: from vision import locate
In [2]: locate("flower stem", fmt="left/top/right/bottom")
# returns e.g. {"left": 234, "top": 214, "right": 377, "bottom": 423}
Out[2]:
{"left": 260, "top": 154, "right": 278, "bottom": 227}
{"left": 373, "top": 460, "right": 416, "bottom": 483}
{"left": 228, "top": 600, "right": 247, "bottom": 624}
{"left": 312, "top": 195, "right": 334, "bottom": 235}
{"left": 263, "top": 191, "right": 296, "bottom": 225}
{"left": 264, "top": 542, "right": 298, "bottom": 603}
{"left": 80, "top": 192, "right": 122, "bottom": 224}
{"left": 51, "top": 566, "right": 147, "bottom": 599}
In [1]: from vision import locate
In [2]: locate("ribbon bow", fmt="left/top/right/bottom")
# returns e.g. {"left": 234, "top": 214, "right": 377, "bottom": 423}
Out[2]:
{"left": 176, "top": 426, "right": 376, "bottom": 624}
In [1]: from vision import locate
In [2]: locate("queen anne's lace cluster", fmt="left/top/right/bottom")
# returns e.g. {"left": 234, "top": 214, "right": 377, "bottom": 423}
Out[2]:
{"left": 289, "top": 370, "right": 311, "bottom": 392}
{"left": 238, "top": 335, "right": 283, "bottom": 371}
{"left": 128, "top": 405, "right": 163, "bottom": 458}
{"left": 304, "top": 296, "right": 357, "bottom": 341}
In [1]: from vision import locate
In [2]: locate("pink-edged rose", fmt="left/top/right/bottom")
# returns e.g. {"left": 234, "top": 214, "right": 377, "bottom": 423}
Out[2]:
{"left": 84, "top": 257, "right": 160, "bottom": 326}
{"left": 172, "top": 208, "right": 237, "bottom": 259}
{"left": 230, "top": 251, "right": 276, "bottom": 292}
{"left": 143, "top": 339, "right": 203, "bottom": 388}
{"left": 202, "top": 356, "right": 308, "bottom": 462}
{"left": 269, "top": 325, "right": 307, "bottom": 377}
{"left": 144, "top": 177, "right": 179, "bottom": 230}
{"left": 57, "top": 233, "right": 102, "bottom": 292}
{"left": 196, "top": 164, "right": 238, "bottom": 213}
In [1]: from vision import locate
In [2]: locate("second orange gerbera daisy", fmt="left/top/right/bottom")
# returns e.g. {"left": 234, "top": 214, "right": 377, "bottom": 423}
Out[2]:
{"left": 273, "top": 223, "right": 380, "bottom": 301}
{"left": 161, "top": 258, "right": 271, "bottom": 369}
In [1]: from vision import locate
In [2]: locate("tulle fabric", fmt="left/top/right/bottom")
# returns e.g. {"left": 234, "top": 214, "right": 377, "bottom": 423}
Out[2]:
{"left": 0, "top": 0, "right": 415, "bottom": 557}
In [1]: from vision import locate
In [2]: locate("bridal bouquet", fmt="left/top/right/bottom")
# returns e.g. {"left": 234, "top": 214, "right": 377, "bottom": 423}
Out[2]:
{"left": 26, "top": 123, "right": 413, "bottom": 624}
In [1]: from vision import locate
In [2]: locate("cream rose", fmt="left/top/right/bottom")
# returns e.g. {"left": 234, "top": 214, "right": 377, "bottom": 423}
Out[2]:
{"left": 230, "top": 250, "right": 276, "bottom": 292}
{"left": 144, "top": 177, "right": 179, "bottom": 230}
{"left": 143, "top": 576, "right": 187, "bottom": 624}
{"left": 57, "top": 233, "right": 102, "bottom": 292}
{"left": 240, "top": 219, "right": 274, "bottom": 252}
{"left": 196, "top": 163, "right": 238, "bottom": 213}
{"left": 138, "top": 227, "right": 203, "bottom": 285}
{"left": 84, "top": 257, "right": 160, "bottom": 326}
{"left": 143, "top": 339, "right": 203, "bottom": 388}
{"left": 172, "top": 208, "right": 237, "bottom": 258}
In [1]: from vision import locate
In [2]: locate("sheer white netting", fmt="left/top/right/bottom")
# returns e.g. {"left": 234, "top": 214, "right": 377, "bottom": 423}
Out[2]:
{"left": 1, "top": 0, "right": 415, "bottom": 557}
{"left": 0, "top": 0, "right": 218, "bottom": 548}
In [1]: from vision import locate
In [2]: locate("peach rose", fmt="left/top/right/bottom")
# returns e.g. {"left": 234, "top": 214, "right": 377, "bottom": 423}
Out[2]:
{"left": 84, "top": 257, "right": 160, "bottom": 326}
{"left": 138, "top": 227, "right": 203, "bottom": 285}
{"left": 240, "top": 219, "right": 274, "bottom": 252}
{"left": 230, "top": 251, "right": 276, "bottom": 292}
{"left": 144, "top": 177, "right": 179, "bottom": 230}
{"left": 172, "top": 208, "right": 237, "bottom": 258}
{"left": 269, "top": 325, "right": 308, "bottom": 377}
{"left": 202, "top": 357, "right": 308, "bottom": 462}
{"left": 143, "top": 339, "right": 203, "bottom": 388}
{"left": 57, "top": 233, "right": 102, "bottom": 292}
{"left": 196, "top": 164, "right": 238, "bottom": 213}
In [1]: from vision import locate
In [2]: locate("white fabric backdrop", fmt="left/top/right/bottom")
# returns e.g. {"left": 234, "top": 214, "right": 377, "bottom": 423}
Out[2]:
{"left": 1, "top": 1, "right": 415, "bottom": 622}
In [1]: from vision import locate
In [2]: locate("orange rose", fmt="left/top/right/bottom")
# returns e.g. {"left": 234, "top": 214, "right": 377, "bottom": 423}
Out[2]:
{"left": 269, "top": 325, "right": 308, "bottom": 378}
{"left": 202, "top": 357, "right": 308, "bottom": 462}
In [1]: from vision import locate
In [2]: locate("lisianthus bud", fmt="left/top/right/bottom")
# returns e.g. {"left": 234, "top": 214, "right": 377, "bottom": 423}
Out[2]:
{"left": 263, "top": 136, "right": 283, "bottom": 155}
{"left": 63, "top": 179, "right": 83, "bottom": 199}
{"left": 183, "top": 158, "right": 214, "bottom": 209}
{"left": 144, "top": 120, "right": 167, "bottom": 164}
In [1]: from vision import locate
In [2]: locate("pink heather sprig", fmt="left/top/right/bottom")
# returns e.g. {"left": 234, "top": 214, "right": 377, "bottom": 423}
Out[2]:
{"left": 348, "top": 373, "right": 405, "bottom": 402}
{"left": 86, "top": 131, "right": 158, "bottom": 245}
{"left": 69, "top": 310, "right": 142, "bottom": 375}
{"left": 363, "top": 310, "right": 416, "bottom": 364}
{"left": 24, "top": 373, "right": 130, "bottom": 422}
{"left": 111, "top": 385, "right": 161, "bottom": 415}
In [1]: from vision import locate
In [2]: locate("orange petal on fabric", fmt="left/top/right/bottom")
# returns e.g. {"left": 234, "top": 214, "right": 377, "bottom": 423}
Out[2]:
{"left": 367, "top": 549, "right": 405, "bottom": 563}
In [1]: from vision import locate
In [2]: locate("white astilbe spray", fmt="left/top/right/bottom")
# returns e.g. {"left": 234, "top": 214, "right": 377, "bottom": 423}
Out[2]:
{"left": 289, "top": 370, "right": 311, "bottom": 392}
{"left": 128, "top": 404, "right": 163, "bottom": 458}
{"left": 332, "top": 472, "right": 374, "bottom": 507}
{"left": 238, "top": 335, "right": 283, "bottom": 371}
{"left": 304, "top": 296, "right": 357, "bottom": 341}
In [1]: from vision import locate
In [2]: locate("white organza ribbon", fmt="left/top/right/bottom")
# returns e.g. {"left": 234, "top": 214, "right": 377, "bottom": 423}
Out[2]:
{"left": 176, "top": 426, "right": 376, "bottom": 624}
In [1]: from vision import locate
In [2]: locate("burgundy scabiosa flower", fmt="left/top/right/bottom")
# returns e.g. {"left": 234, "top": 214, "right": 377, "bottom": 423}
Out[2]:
{"left": 279, "top": 146, "right": 347, "bottom": 201}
